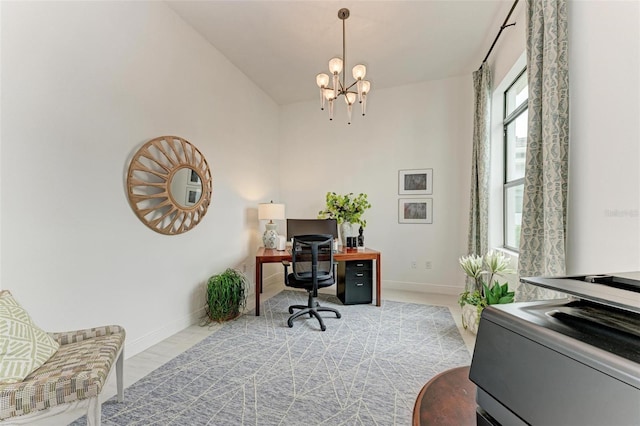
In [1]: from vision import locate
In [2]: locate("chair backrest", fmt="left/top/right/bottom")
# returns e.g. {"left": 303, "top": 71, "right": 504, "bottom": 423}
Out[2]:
{"left": 290, "top": 234, "right": 334, "bottom": 282}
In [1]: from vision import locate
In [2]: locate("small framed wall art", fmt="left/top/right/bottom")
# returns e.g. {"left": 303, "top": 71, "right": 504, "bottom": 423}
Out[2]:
{"left": 185, "top": 188, "right": 202, "bottom": 206}
{"left": 398, "top": 198, "right": 433, "bottom": 224}
{"left": 399, "top": 168, "right": 433, "bottom": 195}
{"left": 188, "top": 169, "right": 201, "bottom": 184}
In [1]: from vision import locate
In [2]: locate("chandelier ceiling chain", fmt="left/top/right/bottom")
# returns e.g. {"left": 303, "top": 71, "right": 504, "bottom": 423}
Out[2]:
{"left": 316, "top": 8, "right": 371, "bottom": 125}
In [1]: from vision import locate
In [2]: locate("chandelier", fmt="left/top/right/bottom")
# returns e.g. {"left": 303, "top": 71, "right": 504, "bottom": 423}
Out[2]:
{"left": 315, "top": 8, "right": 371, "bottom": 124}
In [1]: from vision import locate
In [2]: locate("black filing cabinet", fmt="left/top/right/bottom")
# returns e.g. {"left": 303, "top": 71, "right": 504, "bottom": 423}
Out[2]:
{"left": 337, "top": 260, "right": 373, "bottom": 304}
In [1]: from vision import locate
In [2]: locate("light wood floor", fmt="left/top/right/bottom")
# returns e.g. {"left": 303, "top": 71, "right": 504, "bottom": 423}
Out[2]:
{"left": 37, "top": 285, "right": 476, "bottom": 425}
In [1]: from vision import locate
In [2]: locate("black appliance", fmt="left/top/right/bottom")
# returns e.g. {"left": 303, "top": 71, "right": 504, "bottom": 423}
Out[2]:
{"left": 469, "top": 272, "right": 640, "bottom": 425}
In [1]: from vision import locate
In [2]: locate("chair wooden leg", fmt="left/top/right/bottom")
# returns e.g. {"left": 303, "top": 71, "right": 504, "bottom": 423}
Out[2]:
{"left": 116, "top": 348, "right": 124, "bottom": 403}
{"left": 87, "top": 396, "right": 101, "bottom": 426}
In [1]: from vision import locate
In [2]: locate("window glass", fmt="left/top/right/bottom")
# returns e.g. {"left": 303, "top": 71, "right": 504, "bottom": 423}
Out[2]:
{"left": 505, "top": 109, "right": 528, "bottom": 181}
{"left": 503, "top": 68, "right": 527, "bottom": 252}
{"left": 505, "top": 72, "right": 528, "bottom": 117}
{"left": 504, "top": 184, "right": 523, "bottom": 250}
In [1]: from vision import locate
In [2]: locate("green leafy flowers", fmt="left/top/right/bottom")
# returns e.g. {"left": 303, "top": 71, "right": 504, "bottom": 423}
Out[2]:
{"left": 318, "top": 192, "right": 371, "bottom": 227}
{"left": 458, "top": 250, "right": 515, "bottom": 308}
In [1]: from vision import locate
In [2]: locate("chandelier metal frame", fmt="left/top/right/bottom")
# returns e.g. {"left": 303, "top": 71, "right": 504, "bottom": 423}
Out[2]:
{"left": 316, "top": 8, "right": 370, "bottom": 124}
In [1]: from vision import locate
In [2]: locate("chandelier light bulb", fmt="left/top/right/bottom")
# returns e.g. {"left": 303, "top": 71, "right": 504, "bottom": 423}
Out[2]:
{"left": 345, "top": 92, "right": 356, "bottom": 124}
{"left": 344, "top": 92, "right": 357, "bottom": 105}
{"left": 352, "top": 64, "right": 366, "bottom": 80}
{"left": 329, "top": 57, "right": 343, "bottom": 74}
{"left": 361, "top": 80, "right": 371, "bottom": 96}
{"left": 316, "top": 73, "right": 329, "bottom": 88}
{"left": 317, "top": 73, "right": 330, "bottom": 110}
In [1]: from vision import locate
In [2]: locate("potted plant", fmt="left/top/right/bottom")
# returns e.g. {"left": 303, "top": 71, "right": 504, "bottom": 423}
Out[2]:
{"left": 458, "top": 250, "right": 515, "bottom": 333}
{"left": 318, "top": 192, "right": 371, "bottom": 246}
{"left": 205, "top": 268, "right": 248, "bottom": 322}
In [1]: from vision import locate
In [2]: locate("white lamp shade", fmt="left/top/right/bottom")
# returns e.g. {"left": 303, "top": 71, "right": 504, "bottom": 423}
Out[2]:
{"left": 361, "top": 80, "right": 371, "bottom": 94}
{"left": 329, "top": 57, "right": 343, "bottom": 74}
{"left": 352, "top": 64, "right": 366, "bottom": 80}
{"left": 323, "top": 88, "right": 335, "bottom": 100}
{"left": 344, "top": 92, "right": 357, "bottom": 105}
{"left": 258, "top": 202, "right": 285, "bottom": 221}
{"left": 316, "top": 73, "right": 330, "bottom": 88}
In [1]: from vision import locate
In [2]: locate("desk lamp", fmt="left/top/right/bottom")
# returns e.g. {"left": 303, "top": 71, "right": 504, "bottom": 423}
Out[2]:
{"left": 258, "top": 201, "right": 285, "bottom": 249}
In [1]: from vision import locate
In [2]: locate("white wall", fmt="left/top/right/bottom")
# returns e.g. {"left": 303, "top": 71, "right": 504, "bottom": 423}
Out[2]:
{"left": 566, "top": 0, "right": 640, "bottom": 274}
{"left": 0, "top": 1, "right": 280, "bottom": 357}
{"left": 280, "top": 76, "right": 474, "bottom": 295}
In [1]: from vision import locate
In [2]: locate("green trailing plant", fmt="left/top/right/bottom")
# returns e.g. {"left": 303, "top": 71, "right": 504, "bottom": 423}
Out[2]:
{"left": 458, "top": 251, "right": 515, "bottom": 328}
{"left": 317, "top": 192, "right": 371, "bottom": 227}
{"left": 205, "top": 268, "right": 248, "bottom": 322}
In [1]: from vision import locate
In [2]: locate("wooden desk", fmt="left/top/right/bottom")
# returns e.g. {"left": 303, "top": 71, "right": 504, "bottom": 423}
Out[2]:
{"left": 254, "top": 247, "right": 381, "bottom": 316}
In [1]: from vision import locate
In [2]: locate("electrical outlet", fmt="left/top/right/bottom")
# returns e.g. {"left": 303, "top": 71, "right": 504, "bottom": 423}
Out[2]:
{"left": 425, "top": 261, "right": 432, "bottom": 270}
{"left": 411, "top": 261, "right": 417, "bottom": 269}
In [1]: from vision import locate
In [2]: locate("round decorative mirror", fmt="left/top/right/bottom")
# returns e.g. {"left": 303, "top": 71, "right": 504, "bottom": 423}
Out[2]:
{"left": 126, "top": 136, "right": 212, "bottom": 235}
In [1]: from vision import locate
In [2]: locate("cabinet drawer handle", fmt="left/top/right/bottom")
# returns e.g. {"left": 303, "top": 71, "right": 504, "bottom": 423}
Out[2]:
{"left": 356, "top": 283, "right": 364, "bottom": 287}
{"left": 356, "top": 263, "right": 365, "bottom": 267}
{"left": 356, "top": 273, "right": 364, "bottom": 277}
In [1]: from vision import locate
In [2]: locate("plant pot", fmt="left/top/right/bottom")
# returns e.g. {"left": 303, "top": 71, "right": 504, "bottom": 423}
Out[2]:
{"left": 340, "top": 222, "right": 358, "bottom": 247}
{"left": 206, "top": 268, "right": 248, "bottom": 322}
{"left": 461, "top": 303, "right": 482, "bottom": 334}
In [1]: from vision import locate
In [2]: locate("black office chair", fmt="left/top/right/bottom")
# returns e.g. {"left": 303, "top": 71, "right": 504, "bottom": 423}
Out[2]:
{"left": 283, "top": 234, "right": 341, "bottom": 331}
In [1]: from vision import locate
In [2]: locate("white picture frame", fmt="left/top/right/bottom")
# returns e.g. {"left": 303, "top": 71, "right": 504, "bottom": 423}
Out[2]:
{"left": 399, "top": 169, "right": 433, "bottom": 195}
{"left": 185, "top": 187, "right": 201, "bottom": 206}
{"left": 398, "top": 198, "right": 433, "bottom": 224}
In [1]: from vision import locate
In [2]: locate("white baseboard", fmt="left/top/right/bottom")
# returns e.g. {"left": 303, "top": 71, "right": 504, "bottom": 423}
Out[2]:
{"left": 249, "top": 270, "right": 463, "bottom": 297}
{"left": 125, "top": 306, "right": 206, "bottom": 358}
{"left": 381, "top": 280, "right": 463, "bottom": 296}
{"left": 247, "top": 271, "right": 283, "bottom": 297}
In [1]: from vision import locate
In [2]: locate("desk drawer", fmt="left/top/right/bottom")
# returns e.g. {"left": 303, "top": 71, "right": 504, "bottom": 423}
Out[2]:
{"left": 337, "top": 260, "right": 373, "bottom": 305}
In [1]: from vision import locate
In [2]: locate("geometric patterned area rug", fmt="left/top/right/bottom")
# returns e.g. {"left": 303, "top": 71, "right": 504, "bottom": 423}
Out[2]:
{"left": 70, "top": 290, "right": 471, "bottom": 425}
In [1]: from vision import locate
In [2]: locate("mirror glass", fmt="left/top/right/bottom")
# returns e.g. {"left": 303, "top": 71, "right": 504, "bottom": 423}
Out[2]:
{"left": 170, "top": 167, "right": 203, "bottom": 208}
{"left": 126, "top": 136, "right": 213, "bottom": 235}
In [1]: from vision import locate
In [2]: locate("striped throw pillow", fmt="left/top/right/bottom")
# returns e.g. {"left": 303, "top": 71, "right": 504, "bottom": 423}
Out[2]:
{"left": 0, "top": 290, "right": 60, "bottom": 383}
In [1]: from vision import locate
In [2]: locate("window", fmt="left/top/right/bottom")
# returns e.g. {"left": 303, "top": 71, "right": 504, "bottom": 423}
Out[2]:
{"left": 503, "top": 70, "right": 528, "bottom": 251}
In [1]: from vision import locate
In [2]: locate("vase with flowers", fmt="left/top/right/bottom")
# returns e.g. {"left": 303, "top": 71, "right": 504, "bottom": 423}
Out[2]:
{"left": 458, "top": 250, "right": 515, "bottom": 333}
{"left": 318, "top": 192, "right": 371, "bottom": 247}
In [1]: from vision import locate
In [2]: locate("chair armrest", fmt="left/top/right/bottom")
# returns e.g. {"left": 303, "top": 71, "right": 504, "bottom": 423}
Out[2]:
{"left": 49, "top": 325, "right": 125, "bottom": 345}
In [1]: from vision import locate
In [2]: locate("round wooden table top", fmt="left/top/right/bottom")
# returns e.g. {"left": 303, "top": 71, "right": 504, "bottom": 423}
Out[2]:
{"left": 412, "top": 366, "right": 476, "bottom": 426}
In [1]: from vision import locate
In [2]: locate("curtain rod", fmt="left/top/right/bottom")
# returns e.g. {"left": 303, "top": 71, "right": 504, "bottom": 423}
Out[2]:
{"left": 479, "top": 0, "right": 520, "bottom": 70}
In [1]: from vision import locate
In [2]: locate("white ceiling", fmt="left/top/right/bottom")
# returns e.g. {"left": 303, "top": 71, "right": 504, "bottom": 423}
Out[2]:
{"left": 166, "top": 0, "right": 512, "bottom": 105}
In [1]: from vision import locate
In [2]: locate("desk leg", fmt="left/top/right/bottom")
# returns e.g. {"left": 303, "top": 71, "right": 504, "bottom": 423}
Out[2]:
{"left": 255, "top": 260, "right": 262, "bottom": 316}
{"left": 376, "top": 254, "right": 381, "bottom": 306}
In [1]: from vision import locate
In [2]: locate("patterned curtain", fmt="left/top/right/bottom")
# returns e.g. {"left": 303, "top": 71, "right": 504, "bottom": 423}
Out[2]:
{"left": 517, "top": 0, "right": 569, "bottom": 300}
{"left": 467, "top": 63, "right": 492, "bottom": 259}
